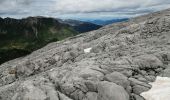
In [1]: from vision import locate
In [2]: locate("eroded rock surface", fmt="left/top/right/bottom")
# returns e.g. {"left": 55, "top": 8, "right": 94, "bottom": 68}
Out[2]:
{"left": 0, "top": 8, "right": 170, "bottom": 100}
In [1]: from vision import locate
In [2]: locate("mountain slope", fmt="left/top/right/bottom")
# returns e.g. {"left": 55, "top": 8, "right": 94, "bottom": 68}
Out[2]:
{"left": 0, "top": 17, "right": 78, "bottom": 64}
{"left": 58, "top": 19, "right": 102, "bottom": 33}
{"left": 0, "top": 8, "right": 170, "bottom": 100}
{"left": 87, "top": 18, "right": 129, "bottom": 25}
{"left": 0, "top": 17, "right": 102, "bottom": 64}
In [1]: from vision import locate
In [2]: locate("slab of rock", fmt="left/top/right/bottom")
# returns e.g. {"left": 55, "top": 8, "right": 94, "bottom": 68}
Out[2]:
{"left": 131, "top": 93, "right": 145, "bottom": 100}
{"left": 162, "top": 65, "right": 170, "bottom": 77}
{"left": 134, "top": 55, "right": 163, "bottom": 70}
{"left": 79, "top": 68, "right": 104, "bottom": 80}
{"left": 84, "top": 92, "right": 98, "bottom": 100}
{"left": 97, "top": 81, "right": 129, "bottom": 100}
{"left": 84, "top": 80, "right": 97, "bottom": 92}
{"left": 14, "top": 80, "right": 52, "bottom": 100}
{"left": 104, "top": 71, "right": 130, "bottom": 89}
{"left": 144, "top": 75, "right": 156, "bottom": 82}
{"left": 129, "top": 78, "right": 151, "bottom": 88}
{"left": 133, "top": 84, "right": 150, "bottom": 95}
{"left": 129, "top": 78, "right": 151, "bottom": 94}
{"left": 58, "top": 92, "right": 73, "bottom": 100}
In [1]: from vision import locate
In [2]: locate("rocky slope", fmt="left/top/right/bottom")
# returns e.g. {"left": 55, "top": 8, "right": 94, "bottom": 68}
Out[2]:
{"left": 0, "top": 8, "right": 170, "bottom": 100}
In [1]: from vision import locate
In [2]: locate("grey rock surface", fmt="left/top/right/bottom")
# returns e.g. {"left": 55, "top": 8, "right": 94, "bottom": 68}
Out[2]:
{"left": 0, "top": 8, "right": 170, "bottom": 100}
{"left": 97, "top": 81, "right": 129, "bottom": 100}
{"left": 131, "top": 93, "right": 145, "bottom": 100}
{"left": 162, "top": 64, "right": 170, "bottom": 77}
{"left": 104, "top": 71, "right": 130, "bottom": 89}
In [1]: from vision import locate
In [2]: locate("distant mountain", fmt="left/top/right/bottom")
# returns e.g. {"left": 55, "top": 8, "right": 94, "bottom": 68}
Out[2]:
{"left": 0, "top": 17, "right": 103, "bottom": 64}
{"left": 0, "top": 17, "right": 79, "bottom": 64}
{"left": 1, "top": 8, "right": 170, "bottom": 100}
{"left": 88, "top": 18, "right": 129, "bottom": 25}
{"left": 58, "top": 19, "right": 102, "bottom": 33}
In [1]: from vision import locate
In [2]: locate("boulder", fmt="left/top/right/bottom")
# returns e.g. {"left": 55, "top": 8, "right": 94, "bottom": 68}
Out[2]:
{"left": 16, "top": 61, "right": 35, "bottom": 78}
{"left": 58, "top": 92, "right": 73, "bottom": 100}
{"left": 131, "top": 93, "right": 145, "bottom": 100}
{"left": 1, "top": 74, "right": 16, "bottom": 85}
{"left": 84, "top": 81, "right": 97, "bottom": 92}
{"left": 162, "top": 67, "right": 170, "bottom": 77}
{"left": 62, "top": 52, "right": 74, "bottom": 62}
{"left": 79, "top": 68, "right": 104, "bottom": 80}
{"left": 97, "top": 81, "right": 129, "bottom": 100}
{"left": 137, "top": 77, "right": 148, "bottom": 83}
{"left": 104, "top": 71, "right": 130, "bottom": 89}
{"left": 85, "top": 92, "right": 98, "bottom": 100}
{"left": 129, "top": 78, "right": 151, "bottom": 88}
{"left": 133, "top": 85, "right": 150, "bottom": 95}
{"left": 134, "top": 55, "right": 163, "bottom": 69}
{"left": 121, "top": 70, "right": 133, "bottom": 77}
{"left": 15, "top": 81, "right": 51, "bottom": 100}
{"left": 70, "top": 90, "right": 85, "bottom": 100}
{"left": 129, "top": 78, "right": 151, "bottom": 94}
{"left": 144, "top": 75, "right": 156, "bottom": 82}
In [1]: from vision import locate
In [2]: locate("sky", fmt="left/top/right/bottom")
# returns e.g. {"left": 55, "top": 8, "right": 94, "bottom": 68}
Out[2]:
{"left": 0, "top": 0, "right": 170, "bottom": 20}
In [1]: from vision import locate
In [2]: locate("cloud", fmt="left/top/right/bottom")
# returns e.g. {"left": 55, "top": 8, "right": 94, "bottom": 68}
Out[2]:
{"left": 54, "top": 0, "right": 141, "bottom": 13}
{"left": 53, "top": 0, "right": 170, "bottom": 13}
{"left": 0, "top": 0, "right": 170, "bottom": 19}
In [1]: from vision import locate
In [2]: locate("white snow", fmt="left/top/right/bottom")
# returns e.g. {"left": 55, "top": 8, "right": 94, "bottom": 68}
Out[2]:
{"left": 84, "top": 47, "right": 92, "bottom": 53}
{"left": 141, "top": 76, "right": 170, "bottom": 100}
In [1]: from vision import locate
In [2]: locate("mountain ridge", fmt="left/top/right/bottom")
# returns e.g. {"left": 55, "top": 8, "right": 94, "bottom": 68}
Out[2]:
{"left": 0, "top": 16, "right": 102, "bottom": 64}
{"left": 58, "top": 19, "right": 102, "bottom": 33}
{"left": 0, "top": 8, "right": 170, "bottom": 100}
{"left": 87, "top": 18, "right": 129, "bottom": 25}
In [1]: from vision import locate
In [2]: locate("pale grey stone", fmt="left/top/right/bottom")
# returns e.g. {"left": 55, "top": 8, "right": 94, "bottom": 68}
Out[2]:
{"left": 97, "top": 81, "right": 129, "bottom": 100}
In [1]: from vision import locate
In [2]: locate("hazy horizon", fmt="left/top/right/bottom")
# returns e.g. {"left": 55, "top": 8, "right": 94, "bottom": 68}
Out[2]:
{"left": 0, "top": 0, "right": 170, "bottom": 20}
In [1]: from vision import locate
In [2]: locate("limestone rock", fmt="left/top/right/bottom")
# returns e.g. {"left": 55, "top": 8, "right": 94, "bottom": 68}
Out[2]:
{"left": 0, "top": 8, "right": 170, "bottom": 100}
{"left": 162, "top": 65, "right": 170, "bottom": 77}
{"left": 97, "top": 81, "right": 129, "bottom": 100}
{"left": 104, "top": 71, "right": 130, "bottom": 89}
{"left": 84, "top": 92, "right": 98, "bottom": 100}
{"left": 134, "top": 55, "right": 163, "bottom": 70}
{"left": 131, "top": 93, "right": 145, "bottom": 100}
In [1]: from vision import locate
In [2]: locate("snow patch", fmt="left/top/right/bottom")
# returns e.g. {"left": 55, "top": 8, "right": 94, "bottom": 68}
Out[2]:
{"left": 84, "top": 47, "right": 92, "bottom": 53}
{"left": 141, "top": 76, "right": 170, "bottom": 100}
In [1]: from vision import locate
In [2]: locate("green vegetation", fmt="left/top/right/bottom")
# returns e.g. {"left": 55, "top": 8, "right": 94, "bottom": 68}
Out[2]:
{"left": 0, "top": 17, "right": 79, "bottom": 64}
